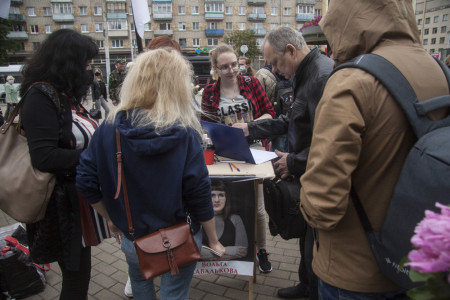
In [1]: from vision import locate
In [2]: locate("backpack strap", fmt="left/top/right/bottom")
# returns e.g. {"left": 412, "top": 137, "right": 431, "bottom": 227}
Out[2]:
{"left": 332, "top": 54, "right": 450, "bottom": 139}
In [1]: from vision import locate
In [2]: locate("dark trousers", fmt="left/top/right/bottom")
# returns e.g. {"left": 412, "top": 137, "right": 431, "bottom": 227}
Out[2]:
{"left": 299, "top": 224, "right": 318, "bottom": 300}
{"left": 58, "top": 246, "right": 91, "bottom": 300}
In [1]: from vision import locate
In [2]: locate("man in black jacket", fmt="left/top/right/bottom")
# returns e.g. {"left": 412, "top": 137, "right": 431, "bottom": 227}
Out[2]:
{"left": 234, "top": 26, "right": 333, "bottom": 299}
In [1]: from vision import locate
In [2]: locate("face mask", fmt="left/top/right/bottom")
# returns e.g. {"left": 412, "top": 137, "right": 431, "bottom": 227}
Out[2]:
{"left": 239, "top": 65, "right": 247, "bottom": 73}
{"left": 86, "top": 69, "right": 94, "bottom": 83}
{"left": 8, "top": 79, "right": 14, "bottom": 84}
{"left": 210, "top": 69, "right": 214, "bottom": 76}
{"left": 94, "top": 72, "right": 101, "bottom": 76}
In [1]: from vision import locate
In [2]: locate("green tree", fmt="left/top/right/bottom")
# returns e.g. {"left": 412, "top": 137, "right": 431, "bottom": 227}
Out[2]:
{"left": 224, "top": 30, "right": 259, "bottom": 61}
{"left": 0, "top": 18, "right": 21, "bottom": 66}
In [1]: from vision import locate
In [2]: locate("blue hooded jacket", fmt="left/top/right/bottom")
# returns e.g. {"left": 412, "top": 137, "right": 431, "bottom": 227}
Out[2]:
{"left": 76, "top": 111, "right": 213, "bottom": 239}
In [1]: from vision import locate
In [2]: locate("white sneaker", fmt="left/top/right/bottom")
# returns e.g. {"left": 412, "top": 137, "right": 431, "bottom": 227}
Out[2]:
{"left": 124, "top": 276, "right": 133, "bottom": 298}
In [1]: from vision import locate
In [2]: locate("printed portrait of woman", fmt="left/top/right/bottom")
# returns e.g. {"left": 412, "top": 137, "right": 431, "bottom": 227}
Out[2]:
{"left": 201, "top": 180, "right": 249, "bottom": 261}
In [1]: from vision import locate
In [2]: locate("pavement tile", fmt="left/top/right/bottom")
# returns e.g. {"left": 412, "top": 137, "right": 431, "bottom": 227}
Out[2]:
{"left": 93, "top": 288, "right": 125, "bottom": 300}
{"left": 197, "top": 281, "right": 227, "bottom": 296}
{"left": 93, "top": 261, "right": 119, "bottom": 276}
{"left": 224, "top": 287, "right": 251, "bottom": 299}
{"left": 91, "top": 273, "right": 117, "bottom": 289}
{"left": 253, "top": 283, "right": 278, "bottom": 296}
{"left": 216, "top": 276, "right": 247, "bottom": 289}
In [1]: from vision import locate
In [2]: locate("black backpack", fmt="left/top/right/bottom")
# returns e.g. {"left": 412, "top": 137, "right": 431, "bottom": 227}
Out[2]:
{"left": 263, "top": 66, "right": 293, "bottom": 117}
{"left": 332, "top": 54, "right": 450, "bottom": 289}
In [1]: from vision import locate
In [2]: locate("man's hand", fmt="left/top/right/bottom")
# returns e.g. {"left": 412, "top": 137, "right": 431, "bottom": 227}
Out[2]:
{"left": 112, "top": 100, "right": 118, "bottom": 106}
{"left": 107, "top": 219, "right": 122, "bottom": 244}
{"left": 232, "top": 123, "right": 249, "bottom": 136}
{"left": 273, "top": 150, "right": 290, "bottom": 179}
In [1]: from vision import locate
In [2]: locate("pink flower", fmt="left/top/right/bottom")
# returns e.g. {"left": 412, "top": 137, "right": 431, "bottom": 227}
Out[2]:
{"left": 406, "top": 203, "right": 450, "bottom": 273}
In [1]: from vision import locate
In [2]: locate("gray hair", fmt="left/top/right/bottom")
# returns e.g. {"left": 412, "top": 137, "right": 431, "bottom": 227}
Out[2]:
{"left": 262, "top": 27, "right": 307, "bottom": 55}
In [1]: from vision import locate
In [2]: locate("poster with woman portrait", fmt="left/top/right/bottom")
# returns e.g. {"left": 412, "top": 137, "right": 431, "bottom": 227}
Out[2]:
{"left": 194, "top": 176, "right": 256, "bottom": 276}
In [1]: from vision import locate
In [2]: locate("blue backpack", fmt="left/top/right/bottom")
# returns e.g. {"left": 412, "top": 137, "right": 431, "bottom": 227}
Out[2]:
{"left": 332, "top": 54, "right": 450, "bottom": 289}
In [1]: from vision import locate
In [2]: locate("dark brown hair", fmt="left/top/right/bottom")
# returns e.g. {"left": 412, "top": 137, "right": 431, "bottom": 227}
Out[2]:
{"left": 146, "top": 36, "right": 181, "bottom": 52}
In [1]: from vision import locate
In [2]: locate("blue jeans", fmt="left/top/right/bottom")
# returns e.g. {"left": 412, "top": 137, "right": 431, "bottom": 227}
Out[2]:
{"left": 318, "top": 279, "right": 409, "bottom": 300}
{"left": 121, "top": 229, "right": 202, "bottom": 300}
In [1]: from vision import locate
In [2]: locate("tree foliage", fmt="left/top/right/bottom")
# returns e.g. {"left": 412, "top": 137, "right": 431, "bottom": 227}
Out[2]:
{"left": 0, "top": 18, "right": 22, "bottom": 66}
{"left": 223, "top": 30, "right": 259, "bottom": 61}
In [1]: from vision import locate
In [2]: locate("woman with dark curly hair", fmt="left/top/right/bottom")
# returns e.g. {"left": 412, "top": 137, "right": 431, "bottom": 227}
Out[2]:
{"left": 20, "top": 29, "right": 101, "bottom": 300}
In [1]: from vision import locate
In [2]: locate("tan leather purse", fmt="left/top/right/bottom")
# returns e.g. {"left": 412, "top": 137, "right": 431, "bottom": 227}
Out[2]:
{"left": 114, "top": 129, "right": 201, "bottom": 280}
{"left": 0, "top": 83, "right": 57, "bottom": 223}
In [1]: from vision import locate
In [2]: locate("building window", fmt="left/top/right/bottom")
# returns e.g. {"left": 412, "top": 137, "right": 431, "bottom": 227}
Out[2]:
{"left": 253, "top": 7, "right": 264, "bottom": 14}
{"left": 238, "top": 6, "right": 246, "bottom": 15}
{"left": 131, "top": 23, "right": 135, "bottom": 31}
{"left": 208, "top": 22, "right": 217, "bottom": 30}
{"left": 424, "top": 28, "right": 429, "bottom": 35}
{"left": 226, "top": 22, "right": 232, "bottom": 30}
{"left": 423, "top": 39, "right": 428, "bottom": 45}
{"left": 108, "top": 20, "right": 127, "bottom": 30}
{"left": 179, "top": 38, "right": 186, "bottom": 47}
{"left": 153, "top": 3, "right": 172, "bottom": 14}
{"left": 205, "top": 3, "right": 223, "bottom": 13}
{"left": 284, "top": 23, "right": 290, "bottom": 27}
{"left": 145, "top": 39, "right": 152, "bottom": 47}
{"left": 192, "top": 22, "right": 199, "bottom": 30}
{"left": 238, "top": 22, "right": 246, "bottom": 30}
{"left": 60, "top": 24, "right": 73, "bottom": 29}
{"left": 417, "top": 18, "right": 422, "bottom": 25}
{"left": 12, "top": 24, "right": 26, "bottom": 32}
{"left": 178, "top": 22, "right": 186, "bottom": 31}
{"left": 112, "top": 40, "right": 124, "bottom": 48}
{"left": 192, "top": 6, "right": 199, "bottom": 14}
{"left": 32, "top": 42, "right": 40, "bottom": 50}
{"left": 30, "top": 25, "right": 38, "bottom": 34}
{"left": 443, "top": 14, "right": 448, "bottom": 21}
{"left": 271, "top": 7, "right": 278, "bottom": 16}
{"left": 193, "top": 38, "right": 200, "bottom": 47}
{"left": 440, "top": 37, "right": 445, "bottom": 44}
{"left": 225, "top": 6, "right": 232, "bottom": 15}
{"left": 284, "top": 7, "right": 291, "bottom": 16}
{"left": 43, "top": 7, "right": 52, "bottom": 16}
{"left": 207, "top": 38, "right": 218, "bottom": 46}
{"left": 144, "top": 23, "right": 151, "bottom": 31}
{"left": 28, "top": 7, "right": 36, "bottom": 16}
{"left": 425, "top": 17, "right": 430, "bottom": 24}
{"left": 94, "top": 7, "right": 102, "bottom": 16}
{"left": 10, "top": 6, "right": 20, "bottom": 14}
{"left": 433, "top": 16, "right": 439, "bottom": 23}
{"left": 95, "top": 23, "right": 103, "bottom": 32}
{"left": 45, "top": 25, "right": 52, "bottom": 34}
{"left": 431, "top": 38, "right": 436, "bottom": 45}
{"left": 97, "top": 40, "right": 104, "bottom": 49}
{"left": 159, "top": 23, "right": 171, "bottom": 30}
{"left": 256, "top": 38, "right": 264, "bottom": 47}
{"left": 178, "top": 6, "right": 185, "bottom": 15}
{"left": 297, "top": 4, "right": 314, "bottom": 15}
{"left": 315, "top": 9, "right": 321, "bottom": 17}
{"left": 430, "top": 49, "right": 435, "bottom": 53}
{"left": 53, "top": 3, "right": 73, "bottom": 14}
{"left": 80, "top": 6, "right": 87, "bottom": 16}
{"left": 418, "top": 29, "right": 421, "bottom": 36}
{"left": 81, "top": 24, "right": 88, "bottom": 33}
{"left": 107, "top": 3, "right": 126, "bottom": 13}
{"left": 297, "top": 23, "right": 303, "bottom": 30}
{"left": 270, "top": 23, "right": 278, "bottom": 30}
{"left": 441, "top": 26, "right": 447, "bottom": 33}
{"left": 432, "top": 27, "right": 437, "bottom": 34}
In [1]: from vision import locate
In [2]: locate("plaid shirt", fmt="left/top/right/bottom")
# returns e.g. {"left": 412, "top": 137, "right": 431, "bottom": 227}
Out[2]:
{"left": 201, "top": 75, "right": 275, "bottom": 123}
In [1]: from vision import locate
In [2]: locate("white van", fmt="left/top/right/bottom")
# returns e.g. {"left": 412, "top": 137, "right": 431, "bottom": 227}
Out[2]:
{"left": 0, "top": 65, "right": 23, "bottom": 103}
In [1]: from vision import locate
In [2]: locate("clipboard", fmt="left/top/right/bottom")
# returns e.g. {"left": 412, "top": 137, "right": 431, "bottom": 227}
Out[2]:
{"left": 201, "top": 120, "right": 277, "bottom": 164}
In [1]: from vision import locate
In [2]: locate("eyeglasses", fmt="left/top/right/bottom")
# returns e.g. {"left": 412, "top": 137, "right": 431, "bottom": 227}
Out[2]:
{"left": 216, "top": 62, "right": 239, "bottom": 71}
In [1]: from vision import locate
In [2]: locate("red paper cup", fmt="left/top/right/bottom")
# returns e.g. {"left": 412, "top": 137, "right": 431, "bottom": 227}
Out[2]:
{"left": 203, "top": 149, "right": 215, "bottom": 165}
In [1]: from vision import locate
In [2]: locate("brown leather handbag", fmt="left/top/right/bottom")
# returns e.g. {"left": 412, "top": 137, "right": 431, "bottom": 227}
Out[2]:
{"left": 114, "top": 129, "right": 201, "bottom": 280}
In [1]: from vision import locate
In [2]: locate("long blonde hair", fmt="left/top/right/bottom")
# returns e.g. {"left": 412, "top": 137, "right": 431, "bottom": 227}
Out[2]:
{"left": 109, "top": 49, "right": 202, "bottom": 136}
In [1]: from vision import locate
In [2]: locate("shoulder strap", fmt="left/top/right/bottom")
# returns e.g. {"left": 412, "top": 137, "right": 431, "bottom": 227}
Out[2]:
{"left": 332, "top": 54, "right": 450, "bottom": 139}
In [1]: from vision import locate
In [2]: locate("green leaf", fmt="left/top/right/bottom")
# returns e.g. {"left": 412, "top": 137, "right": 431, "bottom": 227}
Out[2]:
{"left": 409, "top": 270, "right": 436, "bottom": 282}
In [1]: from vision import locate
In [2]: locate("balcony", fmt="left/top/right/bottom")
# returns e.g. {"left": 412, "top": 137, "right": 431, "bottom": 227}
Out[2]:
{"left": 205, "top": 12, "right": 224, "bottom": 20}
{"left": 8, "top": 13, "right": 26, "bottom": 22}
{"left": 7, "top": 31, "right": 28, "bottom": 40}
{"left": 252, "top": 29, "right": 266, "bottom": 36}
{"left": 152, "top": 0, "right": 172, "bottom": 2}
{"left": 154, "top": 30, "right": 173, "bottom": 36}
{"left": 53, "top": 13, "right": 75, "bottom": 22}
{"left": 107, "top": 13, "right": 127, "bottom": 19}
{"left": 106, "top": 0, "right": 126, "bottom": 2}
{"left": 296, "top": 13, "right": 314, "bottom": 21}
{"left": 205, "top": 29, "right": 224, "bottom": 36}
{"left": 51, "top": 0, "right": 72, "bottom": 2}
{"left": 108, "top": 30, "right": 128, "bottom": 37}
{"left": 205, "top": 0, "right": 223, "bottom": 2}
{"left": 248, "top": 0, "right": 266, "bottom": 5}
{"left": 153, "top": 13, "right": 173, "bottom": 20}
{"left": 247, "top": 13, "right": 266, "bottom": 21}
{"left": 11, "top": 0, "right": 23, "bottom": 4}
{"left": 297, "top": 0, "right": 315, "bottom": 4}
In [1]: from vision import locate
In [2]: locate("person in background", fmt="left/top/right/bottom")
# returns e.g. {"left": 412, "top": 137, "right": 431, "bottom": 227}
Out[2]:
{"left": 201, "top": 44, "right": 275, "bottom": 273}
{"left": 92, "top": 67, "right": 110, "bottom": 120}
{"left": 0, "top": 107, "right": 4, "bottom": 125}
{"left": 300, "top": 0, "right": 449, "bottom": 298}
{"left": 4, "top": 75, "right": 19, "bottom": 120}
{"left": 239, "top": 56, "right": 255, "bottom": 76}
{"left": 146, "top": 35, "right": 181, "bottom": 52}
{"left": 76, "top": 49, "right": 225, "bottom": 300}
{"left": 233, "top": 26, "right": 333, "bottom": 299}
{"left": 108, "top": 58, "right": 126, "bottom": 106}
{"left": 201, "top": 180, "right": 248, "bottom": 261}
{"left": 19, "top": 29, "right": 100, "bottom": 300}
{"left": 445, "top": 54, "right": 450, "bottom": 68}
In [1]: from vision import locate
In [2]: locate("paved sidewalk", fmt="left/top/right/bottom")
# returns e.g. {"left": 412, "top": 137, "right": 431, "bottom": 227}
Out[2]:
{"left": 0, "top": 210, "right": 306, "bottom": 300}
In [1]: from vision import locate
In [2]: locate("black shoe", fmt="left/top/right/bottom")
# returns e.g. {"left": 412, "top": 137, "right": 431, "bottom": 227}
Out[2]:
{"left": 257, "top": 248, "right": 272, "bottom": 273}
{"left": 277, "top": 284, "right": 309, "bottom": 299}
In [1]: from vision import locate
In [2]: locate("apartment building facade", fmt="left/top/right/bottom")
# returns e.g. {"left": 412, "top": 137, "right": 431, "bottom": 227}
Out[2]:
{"left": 6, "top": 0, "right": 322, "bottom": 65}
{"left": 415, "top": 0, "right": 450, "bottom": 58}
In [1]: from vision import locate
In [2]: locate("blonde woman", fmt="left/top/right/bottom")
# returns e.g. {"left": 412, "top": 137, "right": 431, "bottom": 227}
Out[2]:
{"left": 76, "top": 49, "right": 225, "bottom": 300}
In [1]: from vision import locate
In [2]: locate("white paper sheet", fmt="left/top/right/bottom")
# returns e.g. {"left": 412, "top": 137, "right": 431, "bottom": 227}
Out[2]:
{"left": 250, "top": 148, "right": 278, "bottom": 164}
